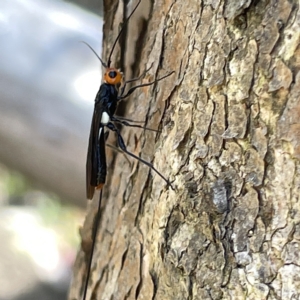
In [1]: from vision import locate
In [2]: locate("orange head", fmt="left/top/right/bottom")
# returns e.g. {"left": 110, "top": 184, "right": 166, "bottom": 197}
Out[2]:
{"left": 104, "top": 68, "right": 122, "bottom": 85}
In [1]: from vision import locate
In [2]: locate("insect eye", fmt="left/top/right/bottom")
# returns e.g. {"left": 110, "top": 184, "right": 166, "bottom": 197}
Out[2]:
{"left": 109, "top": 71, "right": 117, "bottom": 78}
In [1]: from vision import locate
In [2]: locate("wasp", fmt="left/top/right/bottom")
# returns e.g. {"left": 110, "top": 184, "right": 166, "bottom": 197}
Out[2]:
{"left": 85, "top": 1, "right": 174, "bottom": 200}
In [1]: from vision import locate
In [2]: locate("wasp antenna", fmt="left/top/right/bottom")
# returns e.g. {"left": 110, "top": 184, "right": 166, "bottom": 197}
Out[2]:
{"left": 81, "top": 41, "right": 108, "bottom": 68}
{"left": 107, "top": 0, "right": 142, "bottom": 68}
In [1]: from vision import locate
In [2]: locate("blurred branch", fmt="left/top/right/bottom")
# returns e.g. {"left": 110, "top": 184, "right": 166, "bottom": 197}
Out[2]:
{"left": 0, "top": 74, "right": 90, "bottom": 208}
{"left": 0, "top": 0, "right": 104, "bottom": 208}
{"left": 64, "top": 0, "right": 103, "bottom": 16}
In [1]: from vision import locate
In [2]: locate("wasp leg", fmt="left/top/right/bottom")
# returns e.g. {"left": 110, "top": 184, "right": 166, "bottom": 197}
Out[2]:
{"left": 118, "top": 71, "right": 174, "bottom": 100}
{"left": 114, "top": 115, "right": 144, "bottom": 123}
{"left": 119, "top": 64, "right": 153, "bottom": 98}
{"left": 106, "top": 122, "right": 174, "bottom": 190}
{"left": 111, "top": 116, "right": 160, "bottom": 133}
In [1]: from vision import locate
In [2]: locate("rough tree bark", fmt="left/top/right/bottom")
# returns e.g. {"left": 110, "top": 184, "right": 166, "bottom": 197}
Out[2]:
{"left": 69, "top": 0, "right": 300, "bottom": 299}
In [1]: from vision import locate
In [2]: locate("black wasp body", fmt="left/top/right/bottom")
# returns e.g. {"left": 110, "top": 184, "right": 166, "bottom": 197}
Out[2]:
{"left": 97, "top": 83, "right": 118, "bottom": 116}
{"left": 86, "top": 76, "right": 118, "bottom": 200}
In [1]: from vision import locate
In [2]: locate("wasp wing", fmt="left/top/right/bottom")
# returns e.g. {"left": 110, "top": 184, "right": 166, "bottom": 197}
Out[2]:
{"left": 86, "top": 86, "right": 107, "bottom": 200}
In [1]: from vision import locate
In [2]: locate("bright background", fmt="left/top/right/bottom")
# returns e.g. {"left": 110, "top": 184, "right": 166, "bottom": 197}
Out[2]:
{"left": 0, "top": 0, "right": 102, "bottom": 299}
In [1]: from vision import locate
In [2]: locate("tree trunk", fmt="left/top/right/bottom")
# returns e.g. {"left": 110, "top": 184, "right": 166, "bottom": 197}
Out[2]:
{"left": 69, "top": 0, "right": 300, "bottom": 299}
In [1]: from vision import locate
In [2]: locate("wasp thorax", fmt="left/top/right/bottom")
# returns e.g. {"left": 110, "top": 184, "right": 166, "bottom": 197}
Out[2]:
{"left": 104, "top": 68, "right": 122, "bottom": 85}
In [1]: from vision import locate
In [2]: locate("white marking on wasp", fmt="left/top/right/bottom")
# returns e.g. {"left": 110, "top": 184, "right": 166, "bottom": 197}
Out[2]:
{"left": 98, "top": 127, "right": 102, "bottom": 138}
{"left": 101, "top": 112, "right": 110, "bottom": 125}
